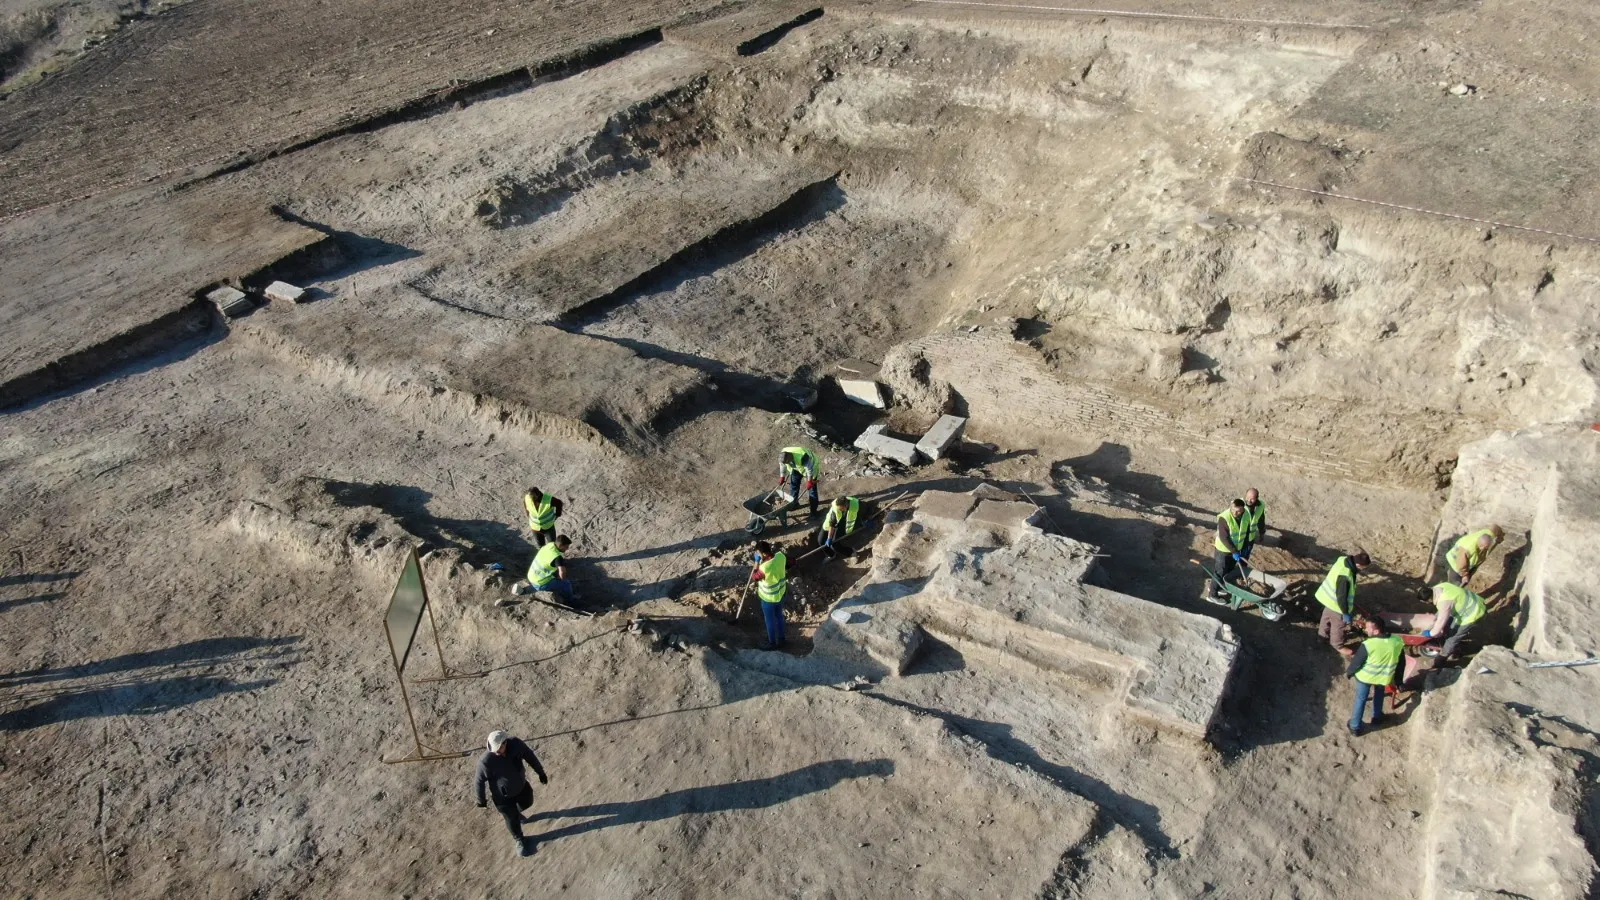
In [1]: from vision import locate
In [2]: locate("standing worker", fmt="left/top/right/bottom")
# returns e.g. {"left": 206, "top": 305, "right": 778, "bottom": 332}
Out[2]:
{"left": 1209, "top": 498, "right": 1251, "bottom": 598}
{"left": 750, "top": 541, "right": 788, "bottom": 651}
{"left": 526, "top": 535, "right": 576, "bottom": 603}
{"left": 778, "top": 446, "right": 820, "bottom": 518}
{"left": 1445, "top": 525, "right": 1505, "bottom": 587}
{"left": 1345, "top": 618, "right": 1404, "bottom": 737}
{"left": 523, "top": 487, "right": 565, "bottom": 548}
{"left": 1314, "top": 550, "right": 1371, "bottom": 654}
{"left": 1422, "top": 581, "right": 1488, "bottom": 661}
{"left": 475, "top": 730, "right": 549, "bottom": 857}
{"left": 1240, "top": 488, "right": 1267, "bottom": 560}
{"left": 818, "top": 496, "right": 862, "bottom": 549}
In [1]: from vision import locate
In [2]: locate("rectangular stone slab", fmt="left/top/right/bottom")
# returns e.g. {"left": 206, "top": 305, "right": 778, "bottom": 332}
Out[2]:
{"left": 916, "top": 415, "right": 967, "bottom": 460}
{"left": 264, "top": 281, "right": 307, "bottom": 304}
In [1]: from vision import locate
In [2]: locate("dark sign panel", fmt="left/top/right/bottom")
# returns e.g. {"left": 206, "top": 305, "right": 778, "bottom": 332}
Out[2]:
{"left": 384, "top": 549, "right": 428, "bottom": 674}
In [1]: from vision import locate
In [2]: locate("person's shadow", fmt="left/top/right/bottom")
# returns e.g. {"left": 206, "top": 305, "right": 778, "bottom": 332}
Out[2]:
{"left": 528, "top": 758, "right": 893, "bottom": 842}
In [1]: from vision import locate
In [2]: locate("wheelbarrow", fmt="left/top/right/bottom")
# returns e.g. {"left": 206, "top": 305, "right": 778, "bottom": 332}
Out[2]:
{"left": 742, "top": 489, "right": 799, "bottom": 536}
{"left": 1201, "top": 560, "right": 1288, "bottom": 621}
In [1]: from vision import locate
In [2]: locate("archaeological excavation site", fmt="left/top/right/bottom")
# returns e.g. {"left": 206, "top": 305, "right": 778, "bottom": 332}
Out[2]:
{"left": 2, "top": 0, "right": 1599, "bottom": 896}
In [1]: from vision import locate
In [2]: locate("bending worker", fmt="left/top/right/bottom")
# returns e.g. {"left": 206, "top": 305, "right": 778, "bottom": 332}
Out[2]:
{"left": 1345, "top": 618, "right": 1403, "bottom": 737}
{"left": 527, "top": 535, "right": 576, "bottom": 603}
{"left": 523, "top": 487, "right": 564, "bottom": 548}
{"left": 750, "top": 541, "right": 788, "bottom": 650}
{"left": 1445, "top": 525, "right": 1505, "bottom": 587}
{"left": 475, "top": 730, "right": 549, "bottom": 858}
{"left": 1315, "top": 550, "right": 1371, "bottom": 654}
{"left": 778, "top": 446, "right": 820, "bottom": 518}
{"left": 819, "top": 496, "right": 862, "bottom": 549}
{"left": 1422, "top": 581, "right": 1488, "bottom": 661}
{"left": 1240, "top": 488, "right": 1266, "bottom": 560}
{"left": 1210, "top": 498, "right": 1250, "bottom": 597}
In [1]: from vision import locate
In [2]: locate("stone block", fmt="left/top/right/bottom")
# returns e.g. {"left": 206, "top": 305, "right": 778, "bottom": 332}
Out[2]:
{"left": 264, "top": 280, "right": 307, "bottom": 304}
{"left": 916, "top": 414, "right": 967, "bottom": 461}
{"left": 854, "top": 423, "right": 918, "bottom": 465}
{"left": 915, "top": 490, "right": 978, "bottom": 523}
{"left": 835, "top": 359, "right": 887, "bottom": 409}
{"left": 206, "top": 286, "right": 253, "bottom": 318}
{"left": 969, "top": 499, "right": 1045, "bottom": 536}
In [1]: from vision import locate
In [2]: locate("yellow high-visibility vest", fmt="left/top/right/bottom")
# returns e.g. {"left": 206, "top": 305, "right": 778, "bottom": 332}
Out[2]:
{"left": 823, "top": 498, "right": 860, "bottom": 536}
{"left": 529, "top": 543, "right": 564, "bottom": 587}
{"left": 1244, "top": 501, "right": 1267, "bottom": 542}
{"left": 1447, "top": 528, "right": 1497, "bottom": 574}
{"left": 1356, "top": 635, "right": 1404, "bottom": 685}
{"left": 1214, "top": 508, "right": 1249, "bottom": 553}
{"left": 1436, "top": 583, "right": 1487, "bottom": 627}
{"left": 780, "top": 447, "right": 817, "bottom": 478}
{"left": 757, "top": 552, "right": 788, "bottom": 604}
{"left": 525, "top": 492, "right": 557, "bottom": 531}
{"left": 1315, "top": 556, "right": 1357, "bottom": 612}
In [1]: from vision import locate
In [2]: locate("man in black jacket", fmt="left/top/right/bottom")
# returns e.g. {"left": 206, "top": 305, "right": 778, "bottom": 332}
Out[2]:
{"left": 475, "top": 730, "right": 549, "bottom": 857}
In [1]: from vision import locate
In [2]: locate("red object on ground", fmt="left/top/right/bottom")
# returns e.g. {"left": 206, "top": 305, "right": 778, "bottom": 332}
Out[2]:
{"left": 1401, "top": 634, "right": 1436, "bottom": 647}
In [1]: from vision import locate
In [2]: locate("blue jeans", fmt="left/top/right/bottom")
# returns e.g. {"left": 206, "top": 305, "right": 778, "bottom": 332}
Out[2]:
{"left": 533, "top": 578, "right": 574, "bottom": 603}
{"left": 1350, "top": 680, "right": 1385, "bottom": 732}
{"left": 787, "top": 471, "right": 818, "bottom": 514}
{"left": 761, "top": 599, "right": 786, "bottom": 647}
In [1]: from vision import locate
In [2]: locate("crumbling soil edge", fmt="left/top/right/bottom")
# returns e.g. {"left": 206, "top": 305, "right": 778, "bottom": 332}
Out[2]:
{"left": 181, "top": 27, "right": 668, "bottom": 189}
{"left": 0, "top": 298, "right": 217, "bottom": 412}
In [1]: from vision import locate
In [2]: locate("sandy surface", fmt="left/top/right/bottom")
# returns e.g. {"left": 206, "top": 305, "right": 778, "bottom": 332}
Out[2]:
{"left": 2, "top": 0, "right": 1597, "bottom": 897}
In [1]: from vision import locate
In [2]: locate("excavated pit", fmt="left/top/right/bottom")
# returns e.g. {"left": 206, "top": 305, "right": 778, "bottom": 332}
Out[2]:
{"left": 5, "top": 4, "right": 1600, "bottom": 899}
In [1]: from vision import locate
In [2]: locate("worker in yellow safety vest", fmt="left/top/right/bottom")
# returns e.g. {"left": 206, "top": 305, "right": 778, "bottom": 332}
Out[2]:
{"left": 526, "top": 535, "right": 575, "bottom": 603}
{"left": 1209, "top": 498, "right": 1251, "bottom": 598}
{"left": 1423, "top": 582, "right": 1487, "bottom": 661}
{"left": 819, "top": 496, "right": 861, "bottom": 549}
{"left": 1345, "top": 617, "right": 1404, "bottom": 737}
{"left": 1239, "top": 488, "right": 1267, "bottom": 560}
{"left": 777, "top": 446, "right": 820, "bottom": 518}
{"left": 1314, "top": 550, "right": 1371, "bottom": 654}
{"left": 749, "top": 541, "right": 788, "bottom": 650}
{"left": 1445, "top": 525, "right": 1504, "bottom": 588}
{"left": 523, "top": 487, "right": 565, "bottom": 548}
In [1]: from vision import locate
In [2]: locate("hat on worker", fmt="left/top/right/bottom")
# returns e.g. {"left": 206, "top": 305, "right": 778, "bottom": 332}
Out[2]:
{"left": 487, "top": 730, "right": 509, "bottom": 751}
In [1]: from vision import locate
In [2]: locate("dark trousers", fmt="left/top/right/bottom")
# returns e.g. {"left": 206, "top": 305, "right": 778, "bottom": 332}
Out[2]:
{"left": 1350, "top": 680, "right": 1385, "bottom": 731}
{"left": 787, "top": 471, "right": 819, "bottom": 516}
{"left": 531, "top": 528, "right": 554, "bottom": 548}
{"left": 1317, "top": 606, "right": 1349, "bottom": 649}
{"left": 1238, "top": 540, "right": 1255, "bottom": 561}
{"left": 495, "top": 784, "right": 534, "bottom": 839}
{"left": 761, "top": 599, "right": 786, "bottom": 647}
{"left": 1212, "top": 550, "right": 1242, "bottom": 586}
{"left": 1439, "top": 619, "right": 1478, "bottom": 659}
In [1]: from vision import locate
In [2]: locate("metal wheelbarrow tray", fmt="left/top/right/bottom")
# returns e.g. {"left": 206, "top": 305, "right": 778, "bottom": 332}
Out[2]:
{"left": 1201, "top": 561, "right": 1288, "bottom": 621}
{"left": 742, "top": 489, "right": 799, "bottom": 536}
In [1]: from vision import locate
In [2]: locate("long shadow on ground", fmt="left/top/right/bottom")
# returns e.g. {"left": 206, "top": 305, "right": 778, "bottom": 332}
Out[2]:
{"left": 530, "top": 758, "right": 893, "bottom": 844}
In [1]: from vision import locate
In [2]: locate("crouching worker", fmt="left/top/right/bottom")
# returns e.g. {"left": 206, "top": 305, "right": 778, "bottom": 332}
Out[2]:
{"left": 1346, "top": 618, "right": 1403, "bottom": 737}
{"left": 814, "top": 496, "right": 863, "bottom": 551}
{"left": 750, "top": 541, "right": 788, "bottom": 651}
{"left": 527, "top": 535, "right": 576, "bottom": 603}
{"left": 475, "top": 730, "right": 549, "bottom": 858}
{"left": 1424, "top": 581, "right": 1488, "bottom": 661}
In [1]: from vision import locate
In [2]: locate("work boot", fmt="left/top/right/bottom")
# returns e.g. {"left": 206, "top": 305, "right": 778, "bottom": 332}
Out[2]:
{"left": 517, "top": 836, "right": 536, "bottom": 857}
{"left": 1347, "top": 724, "right": 1364, "bottom": 738}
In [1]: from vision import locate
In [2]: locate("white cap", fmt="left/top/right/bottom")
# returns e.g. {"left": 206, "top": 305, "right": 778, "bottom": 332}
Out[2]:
{"left": 487, "top": 730, "right": 509, "bottom": 751}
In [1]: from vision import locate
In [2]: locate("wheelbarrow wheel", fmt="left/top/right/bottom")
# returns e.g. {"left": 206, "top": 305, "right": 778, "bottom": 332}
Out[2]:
{"left": 1259, "top": 602, "right": 1286, "bottom": 622}
{"left": 744, "top": 516, "right": 766, "bottom": 536}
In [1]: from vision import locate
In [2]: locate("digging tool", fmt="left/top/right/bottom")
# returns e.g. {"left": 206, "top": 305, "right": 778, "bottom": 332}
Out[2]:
{"left": 794, "top": 491, "right": 910, "bottom": 565}
{"left": 733, "top": 564, "right": 759, "bottom": 621}
{"left": 1527, "top": 657, "right": 1600, "bottom": 669}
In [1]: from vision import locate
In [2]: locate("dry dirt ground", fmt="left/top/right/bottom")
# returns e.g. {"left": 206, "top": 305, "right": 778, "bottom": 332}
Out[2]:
{"left": 1, "top": 0, "right": 1598, "bottom": 897}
